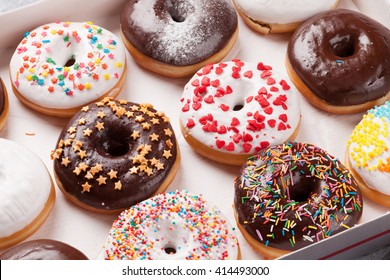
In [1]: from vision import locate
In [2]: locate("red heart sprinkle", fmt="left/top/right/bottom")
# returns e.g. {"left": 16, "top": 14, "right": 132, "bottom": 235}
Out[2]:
{"left": 246, "top": 96, "right": 253, "bottom": 103}
{"left": 278, "top": 122, "right": 287, "bottom": 131}
{"left": 243, "top": 143, "right": 252, "bottom": 153}
{"left": 215, "top": 67, "right": 223, "bottom": 74}
{"left": 186, "top": 119, "right": 195, "bottom": 128}
{"left": 225, "top": 142, "right": 235, "bottom": 151}
{"left": 220, "top": 104, "right": 230, "bottom": 111}
{"left": 267, "top": 119, "right": 276, "bottom": 128}
{"left": 211, "top": 79, "right": 220, "bottom": 87}
{"left": 254, "top": 111, "right": 265, "bottom": 122}
{"left": 279, "top": 114, "right": 288, "bottom": 122}
{"left": 243, "top": 133, "right": 253, "bottom": 142}
{"left": 218, "top": 125, "right": 227, "bottom": 134}
{"left": 232, "top": 71, "right": 240, "bottom": 79}
{"left": 204, "top": 95, "right": 214, "bottom": 104}
{"left": 191, "top": 79, "right": 199, "bottom": 86}
{"left": 226, "top": 85, "right": 233, "bottom": 94}
{"left": 267, "top": 77, "right": 276, "bottom": 85}
{"left": 231, "top": 117, "right": 240, "bottom": 126}
{"left": 216, "top": 139, "right": 225, "bottom": 149}
{"left": 263, "top": 107, "right": 273, "bottom": 115}
{"left": 192, "top": 103, "right": 201, "bottom": 111}
{"left": 233, "top": 133, "right": 242, "bottom": 143}
{"left": 260, "top": 141, "right": 270, "bottom": 149}
{"left": 182, "top": 104, "right": 189, "bottom": 112}
{"left": 258, "top": 87, "right": 267, "bottom": 95}
{"left": 201, "top": 77, "right": 210, "bottom": 86}
{"left": 244, "top": 70, "right": 253, "bottom": 78}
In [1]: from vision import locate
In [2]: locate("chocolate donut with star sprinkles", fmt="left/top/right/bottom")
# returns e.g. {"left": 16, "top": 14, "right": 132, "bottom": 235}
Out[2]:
{"left": 51, "top": 97, "right": 180, "bottom": 213}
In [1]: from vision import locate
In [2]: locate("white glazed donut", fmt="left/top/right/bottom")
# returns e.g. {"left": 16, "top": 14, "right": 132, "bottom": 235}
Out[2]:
{"left": 233, "top": 0, "right": 339, "bottom": 34}
{"left": 346, "top": 101, "right": 390, "bottom": 207}
{"left": 180, "top": 59, "right": 301, "bottom": 165}
{"left": 103, "top": 190, "right": 240, "bottom": 260}
{"left": 10, "top": 22, "right": 126, "bottom": 117}
{"left": 0, "top": 138, "right": 55, "bottom": 250}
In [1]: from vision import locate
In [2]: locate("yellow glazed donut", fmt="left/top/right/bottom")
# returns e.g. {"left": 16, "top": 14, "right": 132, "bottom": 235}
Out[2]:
{"left": 10, "top": 22, "right": 126, "bottom": 117}
{"left": 347, "top": 102, "right": 390, "bottom": 207}
{"left": 0, "top": 139, "right": 55, "bottom": 250}
{"left": 104, "top": 190, "right": 240, "bottom": 260}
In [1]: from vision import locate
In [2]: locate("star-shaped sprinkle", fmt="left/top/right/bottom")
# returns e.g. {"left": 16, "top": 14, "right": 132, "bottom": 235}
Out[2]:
{"left": 61, "top": 157, "right": 71, "bottom": 167}
{"left": 145, "top": 167, "right": 153, "bottom": 176}
{"left": 118, "top": 100, "right": 127, "bottom": 105}
{"left": 85, "top": 172, "right": 94, "bottom": 180}
{"left": 155, "top": 162, "right": 164, "bottom": 170}
{"left": 83, "top": 128, "right": 93, "bottom": 136}
{"left": 95, "top": 121, "right": 104, "bottom": 131}
{"left": 130, "top": 105, "right": 139, "bottom": 111}
{"left": 64, "top": 139, "right": 73, "bottom": 146}
{"left": 81, "top": 106, "right": 89, "bottom": 112}
{"left": 97, "top": 111, "right": 106, "bottom": 118}
{"left": 164, "top": 129, "right": 173, "bottom": 137}
{"left": 107, "top": 169, "right": 118, "bottom": 179}
{"left": 150, "top": 118, "right": 160, "bottom": 124}
{"left": 90, "top": 163, "right": 103, "bottom": 175}
{"left": 78, "top": 162, "right": 88, "bottom": 172}
{"left": 166, "top": 139, "right": 173, "bottom": 149}
{"left": 67, "top": 127, "right": 77, "bottom": 134}
{"left": 78, "top": 150, "right": 87, "bottom": 159}
{"left": 150, "top": 133, "right": 159, "bottom": 141}
{"left": 96, "top": 175, "right": 107, "bottom": 185}
{"left": 135, "top": 116, "right": 144, "bottom": 123}
{"left": 163, "top": 150, "right": 172, "bottom": 159}
{"left": 78, "top": 118, "right": 86, "bottom": 125}
{"left": 73, "top": 167, "right": 82, "bottom": 175}
{"left": 131, "top": 130, "right": 140, "bottom": 140}
{"left": 82, "top": 182, "right": 92, "bottom": 192}
{"left": 141, "top": 122, "right": 151, "bottom": 130}
{"left": 125, "top": 111, "right": 134, "bottom": 118}
{"left": 114, "top": 181, "right": 122, "bottom": 190}
{"left": 129, "top": 166, "right": 138, "bottom": 174}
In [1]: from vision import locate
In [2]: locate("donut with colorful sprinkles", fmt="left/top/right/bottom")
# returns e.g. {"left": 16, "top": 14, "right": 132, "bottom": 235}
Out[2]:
{"left": 104, "top": 190, "right": 240, "bottom": 260}
{"left": 347, "top": 101, "right": 390, "bottom": 207}
{"left": 51, "top": 98, "right": 180, "bottom": 213}
{"left": 10, "top": 22, "right": 126, "bottom": 117}
{"left": 234, "top": 142, "right": 363, "bottom": 259}
{"left": 180, "top": 59, "right": 301, "bottom": 165}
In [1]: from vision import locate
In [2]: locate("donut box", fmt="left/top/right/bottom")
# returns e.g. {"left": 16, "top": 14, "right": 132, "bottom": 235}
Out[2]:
{"left": 0, "top": 0, "right": 389, "bottom": 259}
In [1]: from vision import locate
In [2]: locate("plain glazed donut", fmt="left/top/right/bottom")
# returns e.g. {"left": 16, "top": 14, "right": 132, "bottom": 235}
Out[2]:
{"left": 286, "top": 9, "right": 390, "bottom": 114}
{"left": 234, "top": 142, "right": 363, "bottom": 259}
{"left": 0, "top": 78, "right": 9, "bottom": 130}
{"left": 346, "top": 102, "right": 390, "bottom": 207}
{"left": 104, "top": 190, "right": 240, "bottom": 260}
{"left": 0, "top": 138, "right": 55, "bottom": 250}
{"left": 0, "top": 239, "right": 88, "bottom": 260}
{"left": 120, "top": 0, "right": 238, "bottom": 78}
{"left": 10, "top": 22, "right": 126, "bottom": 117}
{"left": 51, "top": 97, "right": 180, "bottom": 214}
{"left": 180, "top": 59, "right": 301, "bottom": 165}
{"left": 233, "top": 0, "right": 339, "bottom": 34}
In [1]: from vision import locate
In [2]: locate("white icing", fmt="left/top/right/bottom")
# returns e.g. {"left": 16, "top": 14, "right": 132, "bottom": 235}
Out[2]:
{"left": 348, "top": 107, "right": 390, "bottom": 196}
{"left": 234, "top": 0, "right": 338, "bottom": 24}
{"left": 180, "top": 60, "right": 301, "bottom": 154}
{"left": 104, "top": 190, "right": 239, "bottom": 260}
{"left": 9, "top": 22, "right": 126, "bottom": 109}
{"left": 0, "top": 138, "right": 52, "bottom": 238}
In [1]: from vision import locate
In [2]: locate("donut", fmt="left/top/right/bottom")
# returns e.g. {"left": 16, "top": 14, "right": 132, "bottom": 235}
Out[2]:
{"left": 346, "top": 102, "right": 390, "bottom": 207}
{"left": 0, "top": 239, "right": 88, "bottom": 260}
{"left": 286, "top": 9, "right": 390, "bottom": 114}
{"left": 51, "top": 97, "right": 180, "bottom": 214}
{"left": 0, "top": 138, "right": 55, "bottom": 250}
{"left": 234, "top": 142, "right": 363, "bottom": 259}
{"left": 120, "top": 0, "right": 238, "bottom": 78}
{"left": 180, "top": 59, "right": 301, "bottom": 165}
{"left": 10, "top": 21, "right": 126, "bottom": 117}
{"left": 103, "top": 190, "right": 240, "bottom": 260}
{"left": 233, "top": 0, "right": 339, "bottom": 34}
{"left": 0, "top": 78, "right": 9, "bottom": 130}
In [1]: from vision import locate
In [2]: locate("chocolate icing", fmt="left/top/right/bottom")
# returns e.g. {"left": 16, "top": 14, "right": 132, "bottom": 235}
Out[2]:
{"left": 52, "top": 98, "right": 178, "bottom": 211}
{"left": 288, "top": 9, "right": 390, "bottom": 106}
{"left": 0, "top": 78, "right": 5, "bottom": 116}
{"left": 234, "top": 142, "right": 363, "bottom": 251}
{"left": 0, "top": 239, "right": 88, "bottom": 260}
{"left": 120, "top": 0, "right": 238, "bottom": 66}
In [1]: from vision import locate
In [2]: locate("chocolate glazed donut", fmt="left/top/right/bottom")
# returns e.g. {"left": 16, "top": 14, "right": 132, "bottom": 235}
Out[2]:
{"left": 0, "top": 78, "right": 5, "bottom": 116}
{"left": 234, "top": 142, "right": 363, "bottom": 258}
{"left": 287, "top": 9, "right": 390, "bottom": 113}
{"left": 0, "top": 77, "right": 9, "bottom": 130}
{"left": 0, "top": 239, "right": 88, "bottom": 260}
{"left": 52, "top": 98, "right": 180, "bottom": 213}
{"left": 121, "top": 0, "right": 237, "bottom": 65}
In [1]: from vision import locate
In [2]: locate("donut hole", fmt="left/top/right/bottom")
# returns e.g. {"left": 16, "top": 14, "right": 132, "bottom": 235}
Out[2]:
{"left": 166, "top": 0, "right": 193, "bottom": 23}
{"left": 64, "top": 56, "right": 76, "bottom": 67}
{"left": 98, "top": 128, "right": 130, "bottom": 157}
{"left": 289, "top": 176, "right": 322, "bottom": 202}
{"left": 163, "top": 245, "right": 177, "bottom": 255}
{"left": 233, "top": 104, "right": 244, "bottom": 111}
{"left": 329, "top": 34, "right": 355, "bottom": 58}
